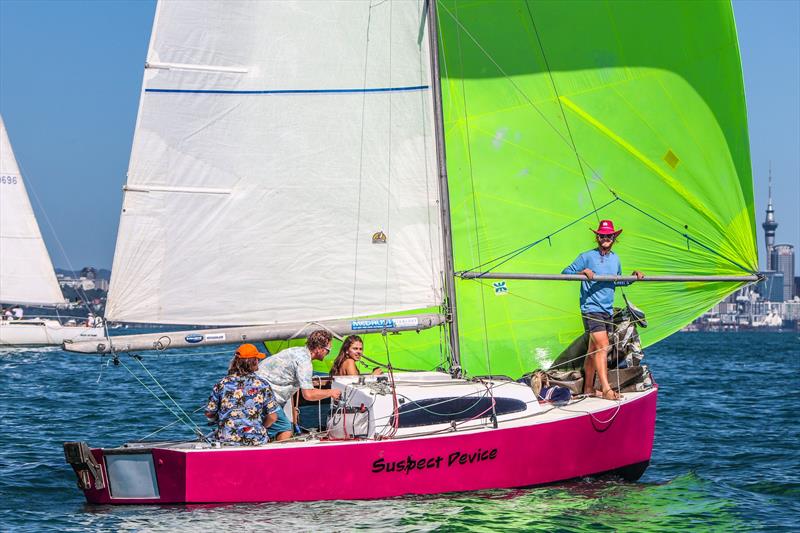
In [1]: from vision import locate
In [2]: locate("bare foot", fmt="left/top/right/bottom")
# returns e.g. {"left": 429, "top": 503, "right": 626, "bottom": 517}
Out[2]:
{"left": 602, "top": 388, "right": 621, "bottom": 401}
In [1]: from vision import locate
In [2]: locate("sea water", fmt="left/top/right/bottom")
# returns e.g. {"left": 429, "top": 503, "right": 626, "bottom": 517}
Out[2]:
{"left": 0, "top": 332, "right": 797, "bottom": 531}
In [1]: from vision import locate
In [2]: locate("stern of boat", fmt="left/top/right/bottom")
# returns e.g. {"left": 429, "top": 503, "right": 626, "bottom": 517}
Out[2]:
{"left": 64, "top": 442, "right": 186, "bottom": 504}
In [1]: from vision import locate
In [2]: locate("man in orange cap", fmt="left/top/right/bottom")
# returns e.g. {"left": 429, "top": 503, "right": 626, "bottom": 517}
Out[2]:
{"left": 562, "top": 220, "right": 644, "bottom": 400}
{"left": 204, "top": 343, "right": 280, "bottom": 445}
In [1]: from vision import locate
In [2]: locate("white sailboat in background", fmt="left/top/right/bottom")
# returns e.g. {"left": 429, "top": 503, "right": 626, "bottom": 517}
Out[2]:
{"left": 0, "top": 115, "right": 105, "bottom": 346}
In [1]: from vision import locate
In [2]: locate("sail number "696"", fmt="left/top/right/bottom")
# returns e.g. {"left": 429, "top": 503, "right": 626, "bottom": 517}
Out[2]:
{"left": 0, "top": 175, "right": 19, "bottom": 184}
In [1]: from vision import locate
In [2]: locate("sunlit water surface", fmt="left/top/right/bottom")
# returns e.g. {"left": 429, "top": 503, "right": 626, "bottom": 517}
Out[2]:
{"left": 0, "top": 332, "right": 797, "bottom": 531}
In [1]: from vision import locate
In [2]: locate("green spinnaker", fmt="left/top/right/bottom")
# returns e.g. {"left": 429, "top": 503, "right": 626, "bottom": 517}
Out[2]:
{"left": 435, "top": 0, "right": 757, "bottom": 377}
{"left": 265, "top": 1, "right": 756, "bottom": 380}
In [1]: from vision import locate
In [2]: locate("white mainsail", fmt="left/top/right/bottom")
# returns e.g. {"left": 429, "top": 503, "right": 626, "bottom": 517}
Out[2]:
{"left": 0, "top": 115, "right": 64, "bottom": 306}
{"left": 107, "top": 0, "right": 443, "bottom": 325}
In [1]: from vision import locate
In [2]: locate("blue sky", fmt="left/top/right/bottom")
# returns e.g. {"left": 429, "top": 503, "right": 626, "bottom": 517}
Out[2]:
{"left": 0, "top": 0, "right": 798, "bottom": 274}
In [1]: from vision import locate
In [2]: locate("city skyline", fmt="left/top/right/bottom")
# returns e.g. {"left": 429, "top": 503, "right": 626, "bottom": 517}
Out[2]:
{"left": 0, "top": 0, "right": 798, "bottom": 273}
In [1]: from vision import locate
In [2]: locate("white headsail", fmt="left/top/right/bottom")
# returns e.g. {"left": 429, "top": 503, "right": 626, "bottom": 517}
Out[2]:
{"left": 107, "top": 0, "right": 443, "bottom": 325}
{"left": 0, "top": 115, "right": 64, "bottom": 306}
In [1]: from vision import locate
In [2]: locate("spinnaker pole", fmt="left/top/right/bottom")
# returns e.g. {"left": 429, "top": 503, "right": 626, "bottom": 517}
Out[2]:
{"left": 458, "top": 272, "right": 761, "bottom": 283}
{"left": 427, "top": 0, "right": 461, "bottom": 375}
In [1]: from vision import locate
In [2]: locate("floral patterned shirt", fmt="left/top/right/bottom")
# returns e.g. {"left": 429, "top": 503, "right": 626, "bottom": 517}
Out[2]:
{"left": 204, "top": 373, "right": 279, "bottom": 445}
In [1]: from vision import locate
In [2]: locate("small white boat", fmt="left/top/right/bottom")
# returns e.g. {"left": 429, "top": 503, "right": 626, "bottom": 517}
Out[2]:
{"left": 0, "top": 115, "right": 106, "bottom": 346}
{"left": 0, "top": 317, "right": 104, "bottom": 347}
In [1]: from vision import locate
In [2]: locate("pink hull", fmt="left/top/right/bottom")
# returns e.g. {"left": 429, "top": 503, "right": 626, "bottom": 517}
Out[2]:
{"left": 82, "top": 387, "right": 657, "bottom": 504}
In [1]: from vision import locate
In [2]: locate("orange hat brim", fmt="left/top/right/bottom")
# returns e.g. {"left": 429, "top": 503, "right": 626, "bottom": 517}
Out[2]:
{"left": 237, "top": 352, "right": 266, "bottom": 359}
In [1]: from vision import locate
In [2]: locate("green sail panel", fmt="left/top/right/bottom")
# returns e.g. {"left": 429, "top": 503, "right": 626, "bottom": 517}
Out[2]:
{"left": 436, "top": 0, "right": 757, "bottom": 377}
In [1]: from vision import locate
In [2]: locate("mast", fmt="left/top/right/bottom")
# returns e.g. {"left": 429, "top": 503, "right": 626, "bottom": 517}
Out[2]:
{"left": 426, "top": 0, "right": 461, "bottom": 375}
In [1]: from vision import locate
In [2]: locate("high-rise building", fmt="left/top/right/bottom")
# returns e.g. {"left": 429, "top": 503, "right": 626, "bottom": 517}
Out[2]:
{"left": 755, "top": 271, "right": 785, "bottom": 302}
{"left": 770, "top": 244, "right": 795, "bottom": 301}
{"left": 761, "top": 166, "right": 778, "bottom": 270}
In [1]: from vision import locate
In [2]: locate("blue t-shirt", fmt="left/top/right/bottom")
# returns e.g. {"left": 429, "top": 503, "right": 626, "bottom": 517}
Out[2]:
{"left": 562, "top": 248, "right": 631, "bottom": 314}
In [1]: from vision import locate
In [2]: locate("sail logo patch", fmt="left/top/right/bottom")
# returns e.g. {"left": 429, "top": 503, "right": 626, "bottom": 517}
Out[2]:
{"left": 352, "top": 319, "right": 395, "bottom": 330}
{"left": 185, "top": 334, "right": 204, "bottom": 343}
{"left": 493, "top": 281, "right": 508, "bottom": 295}
{"left": 351, "top": 317, "right": 419, "bottom": 330}
{"left": 372, "top": 230, "right": 387, "bottom": 244}
{"left": 663, "top": 150, "right": 680, "bottom": 169}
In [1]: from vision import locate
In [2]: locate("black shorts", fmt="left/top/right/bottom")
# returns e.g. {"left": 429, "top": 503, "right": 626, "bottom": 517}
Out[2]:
{"left": 582, "top": 312, "right": 613, "bottom": 335}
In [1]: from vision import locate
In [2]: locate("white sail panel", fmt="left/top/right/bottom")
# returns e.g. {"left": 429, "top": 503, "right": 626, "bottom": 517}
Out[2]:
{"left": 0, "top": 116, "right": 64, "bottom": 306}
{"left": 107, "top": 0, "right": 443, "bottom": 325}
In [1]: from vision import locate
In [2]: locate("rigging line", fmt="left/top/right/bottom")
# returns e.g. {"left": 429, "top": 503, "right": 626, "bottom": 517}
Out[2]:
{"left": 370, "top": 378, "right": 516, "bottom": 424}
{"left": 358, "top": 353, "right": 423, "bottom": 373}
{"left": 466, "top": 275, "right": 593, "bottom": 326}
{"left": 616, "top": 197, "right": 757, "bottom": 274}
{"left": 351, "top": 1, "right": 376, "bottom": 317}
{"left": 461, "top": 198, "right": 619, "bottom": 275}
{"left": 465, "top": 276, "right": 652, "bottom": 370}
{"left": 136, "top": 405, "right": 206, "bottom": 442}
{"left": 452, "top": 0, "right": 492, "bottom": 374}
{"left": 117, "top": 357, "right": 201, "bottom": 437}
{"left": 435, "top": 2, "right": 615, "bottom": 196}
{"left": 15, "top": 159, "right": 93, "bottom": 314}
{"left": 132, "top": 355, "right": 206, "bottom": 436}
{"left": 524, "top": 0, "right": 599, "bottom": 221}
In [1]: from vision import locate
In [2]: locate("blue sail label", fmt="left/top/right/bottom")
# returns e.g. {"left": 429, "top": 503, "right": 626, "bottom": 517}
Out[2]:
{"left": 352, "top": 319, "right": 395, "bottom": 330}
{"left": 351, "top": 317, "right": 419, "bottom": 330}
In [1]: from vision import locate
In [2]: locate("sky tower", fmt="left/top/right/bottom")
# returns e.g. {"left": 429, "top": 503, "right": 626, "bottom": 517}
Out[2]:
{"left": 761, "top": 163, "right": 778, "bottom": 270}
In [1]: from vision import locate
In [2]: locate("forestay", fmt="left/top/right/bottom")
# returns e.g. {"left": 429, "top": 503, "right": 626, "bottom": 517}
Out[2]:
{"left": 0, "top": 115, "right": 64, "bottom": 306}
{"left": 107, "top": 0, "right": 443, "bottom": 325}
{"left": 436, "top": 0, "right": 758, "bottom": 376}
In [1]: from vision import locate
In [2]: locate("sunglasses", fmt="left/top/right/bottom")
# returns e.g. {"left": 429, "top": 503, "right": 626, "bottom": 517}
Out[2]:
{"left": 597, "top": 234, "right": 616, "bottom": 241}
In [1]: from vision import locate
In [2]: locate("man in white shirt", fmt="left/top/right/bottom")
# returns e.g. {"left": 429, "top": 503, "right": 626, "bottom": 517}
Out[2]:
{"left": 256, "top": 330, "right": 342, "bottom": 441}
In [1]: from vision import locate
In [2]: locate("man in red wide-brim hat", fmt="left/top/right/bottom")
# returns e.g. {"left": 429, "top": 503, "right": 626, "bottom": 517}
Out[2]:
{"left": 562, "top": 220, "right": 644, "bottom": 400}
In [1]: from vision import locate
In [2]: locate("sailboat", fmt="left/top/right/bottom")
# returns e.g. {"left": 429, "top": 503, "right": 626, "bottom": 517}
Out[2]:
{"left": 0, "top": 115, "right": 105, "bottom": 347}
{"left": 64, "top": 0, "right": 757, "bottom": 503}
